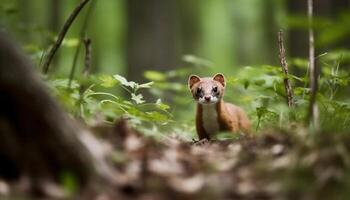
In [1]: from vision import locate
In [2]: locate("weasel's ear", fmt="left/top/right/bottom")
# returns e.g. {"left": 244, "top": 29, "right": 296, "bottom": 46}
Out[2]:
{"left": 213, "top": 73, "right": 225, "bottom": 87}
{"left": 188, "top": 75, "right": 201, "bottom": 89}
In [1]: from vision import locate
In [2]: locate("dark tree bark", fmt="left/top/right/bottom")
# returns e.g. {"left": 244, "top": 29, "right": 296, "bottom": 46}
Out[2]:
{"left": 0, "top": 32, "right": 112, "bottom": 185}
{"left": 278, "top": 30, "right": 294, "bottom": 108}
{"left": 126, "top": 0, "right": 179, "bottom": 83}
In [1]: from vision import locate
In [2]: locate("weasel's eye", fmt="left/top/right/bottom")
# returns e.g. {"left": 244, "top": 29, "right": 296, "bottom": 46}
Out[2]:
{"left": 196, "top": 88, "right": 202, "bottom": 96}
{"left": 212, "top": 86, "right": 218, "bottom": 93}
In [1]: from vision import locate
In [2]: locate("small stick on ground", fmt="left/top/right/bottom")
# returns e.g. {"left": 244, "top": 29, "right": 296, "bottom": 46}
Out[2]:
{"left": 42, "top": 0, "right": 92, "bottom": 74}
{"left": 278, "top": 30, "right": 294, "bottom": 108}
{"left": 307, "top": 0, "right": 319, "bottom": 128}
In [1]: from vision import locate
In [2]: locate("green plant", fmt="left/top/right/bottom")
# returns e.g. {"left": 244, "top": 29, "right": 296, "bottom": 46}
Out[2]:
{"left": 48, "top": 74, "right": 173, "bottom": 130}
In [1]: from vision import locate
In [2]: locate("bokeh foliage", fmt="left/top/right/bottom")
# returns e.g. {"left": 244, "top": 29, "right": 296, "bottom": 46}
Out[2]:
{"left": 0, "top": 0, "right": 350, "bottom": 138}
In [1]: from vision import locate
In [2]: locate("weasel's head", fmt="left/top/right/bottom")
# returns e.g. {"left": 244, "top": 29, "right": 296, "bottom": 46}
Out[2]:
{"left": 188, "top": 73, "right": 226, "bottom": 105}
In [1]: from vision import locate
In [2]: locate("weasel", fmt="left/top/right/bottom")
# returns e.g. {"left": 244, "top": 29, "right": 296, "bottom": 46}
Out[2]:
{"left": 188, "top": 73, "right": 251, "bottom": 140}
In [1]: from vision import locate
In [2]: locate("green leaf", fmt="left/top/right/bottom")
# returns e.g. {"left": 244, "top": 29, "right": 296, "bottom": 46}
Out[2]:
{"left": 146, "top": 111, "right": 169, "bottom": 122}
{"left": 100, "top": 75, "right": 117, "bottom": 88}
{"left": 144, "top": 71, "right": 166, "bottom": 81}
{"left": 294, "top": 87, "right": 310, "bottom": 95}
{"left": 290, "top": 75, "right": 304, "bottom": 82}
{"left": 182, "top": 54, "right": 213, "bottom": 67}
{"left": 226, "top": 76, "right": 239, "bottom": 85}
{"left": 48, "top": 79, "right": 79, "bottom": 89}
{"left": 88, "top": 92, "right": 119, "bottom": 100}
{"left": 131, "top": 93, "right": 145, "bottom": 104}
{"left": 290, "top": 58, "right": 309, "bottom": 69}
{"left": 156, "top": 99, "right": 170, "bottom": 110}
{"left": 114, "top": 74, "right": 137, "bottom": 88}
{"left": 214, "top": 132, "right": 242, "bottom": 140}
{"left": 61, "top": 38, "right": 79, "bottom": 48}
{"left": 23, "top": 44, "right": 41, "bottom": 53}
{"left": 256, "top": 106, "right": 278, "bottom": 123}
{"left": 138, "top": 81, "right": 154, "bottom": 89}
{"left": 3, "top": 4, "right": 18, "bottom": 15}
{"left": 243, "top": 79, "right": 250, "bottom": 89}
{"left": 253, "top": 79, "right": 266, "bottom": 86}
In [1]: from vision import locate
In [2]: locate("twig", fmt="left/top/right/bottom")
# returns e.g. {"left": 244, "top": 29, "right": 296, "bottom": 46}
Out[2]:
{"left": 68, "top": 0, "right": 95, "bottom": 88}
{"left": 307, "top": 0, "right": 319, "bottom": 128}
{"left": 42, "top": 0, "right": 92, "bottom": 74}
{"left": 278, "top": 30, "right": 294, "bottom": 108}
{"left": 78, "top": 38, "right": 92, "bottom": 118}
{"left": 83, "top": 38, "right": 92, "bottom": 77}
{"left": 68, "top": 41, "right": 83, "bottom": 87}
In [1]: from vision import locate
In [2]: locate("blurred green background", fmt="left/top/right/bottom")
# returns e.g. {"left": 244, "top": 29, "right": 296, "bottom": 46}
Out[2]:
{"left": 1, "top": 0, "right": 350, "bottom": 137}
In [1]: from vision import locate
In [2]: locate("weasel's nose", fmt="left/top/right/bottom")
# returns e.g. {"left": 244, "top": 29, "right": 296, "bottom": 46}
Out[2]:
{"left": 204, "top": 96, "right": 211, "bottom": 102}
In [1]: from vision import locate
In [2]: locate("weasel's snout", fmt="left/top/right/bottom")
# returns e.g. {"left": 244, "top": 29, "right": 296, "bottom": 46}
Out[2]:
{"left": 204, "top": 96, "right": 211, "bottom": 102}
{"left": 197, "top": 94, "right": 218, "bottom": 105}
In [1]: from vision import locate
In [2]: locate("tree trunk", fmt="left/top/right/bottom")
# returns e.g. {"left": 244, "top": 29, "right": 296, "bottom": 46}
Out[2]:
{"left": 287, "top": 0, "right": 308, "bottom": 59}
{"left": 288, "top": 0, "right": 350, "bottom": 59}
{"left": 317, "top": 0, "right": 350, "bottom": 49}
{"left": 177, "top": 0, "right": 202, "bottom": 54}
{"left": 0, "top": 32, "right": 111, "bottom": 185}
{"left": 49, "top": 0, "right": 61, "bottom": 68}
{"left": 49, "top": 0, "right": 61, "bottom": 33}
{"left": 126, "top": 0, "right": 179, "bottom": 83}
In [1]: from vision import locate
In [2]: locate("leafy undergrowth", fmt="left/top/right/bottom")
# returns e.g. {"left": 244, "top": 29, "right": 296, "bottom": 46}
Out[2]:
{"left": 87, "top": 120, "right": 350, "bottom": 200}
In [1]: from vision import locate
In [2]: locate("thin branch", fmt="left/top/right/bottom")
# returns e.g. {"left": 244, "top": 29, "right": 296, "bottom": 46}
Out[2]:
{"left": 68, "top": 0, "right": 96, "bottom": 88}
{"left": 307, "top": 0, "right": 319, "bottom": 128}
{"left": 83, "top": 38, "right": 92, "bottom": 77}
{"left": 68, "top": 41, "right": 83, "bottom": 87}
{"left": 278, "top": 30, "right": 294, "bottom": 108}
{"left": 42, "top": 0, "right": 92, "bottom": 74}
{"left": 78, "top": 38, "right": 92, "bottom": 118}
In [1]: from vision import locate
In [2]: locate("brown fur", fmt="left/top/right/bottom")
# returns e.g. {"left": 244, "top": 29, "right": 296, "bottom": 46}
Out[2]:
{"left": 189, "top": 74, "right": 251, "bottom": 140}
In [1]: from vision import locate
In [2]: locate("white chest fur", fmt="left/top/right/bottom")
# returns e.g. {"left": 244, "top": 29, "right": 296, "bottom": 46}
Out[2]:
{"left": 201, "top": 104, "right": 220, "bottom": 135}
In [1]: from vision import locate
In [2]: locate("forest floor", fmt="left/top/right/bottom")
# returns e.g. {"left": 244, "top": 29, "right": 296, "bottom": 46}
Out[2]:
{"left": 79, "top": 120, "right": 350, "bottom": 200}
{"left": 2, "top": 120, "right": 350, "bottom": 200}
